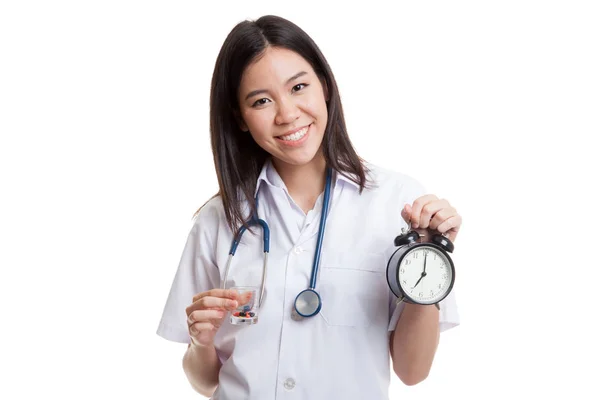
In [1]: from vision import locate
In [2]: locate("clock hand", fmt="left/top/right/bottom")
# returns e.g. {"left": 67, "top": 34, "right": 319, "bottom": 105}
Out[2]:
{"left": 412, "top": 254, "right": 429, "bottom": 289}
{"left": 412, "top": 271, "right": 427, "bottom": 289}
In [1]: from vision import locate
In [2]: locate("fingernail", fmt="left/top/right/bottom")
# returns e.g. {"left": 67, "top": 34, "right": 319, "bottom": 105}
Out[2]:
{"left": 228, "top": 300, "right": 238, "bottom": 308}
{"left": 412, "top": 222, "right": 418, "bottom": 228}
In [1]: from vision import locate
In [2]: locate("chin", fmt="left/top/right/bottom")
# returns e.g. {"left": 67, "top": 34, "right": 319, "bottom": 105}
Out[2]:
{"left": 278, "top": 151, "right": 324, "bottom": 168}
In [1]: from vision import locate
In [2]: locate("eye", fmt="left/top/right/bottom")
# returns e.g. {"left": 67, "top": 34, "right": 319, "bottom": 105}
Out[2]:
{"left": 251, "top": 98, "right": 271, "bottom": 107}
{"left": 292, "top": 83, "right": 308, "bottom": 93}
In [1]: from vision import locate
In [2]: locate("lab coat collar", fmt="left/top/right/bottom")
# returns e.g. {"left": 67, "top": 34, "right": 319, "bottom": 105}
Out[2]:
{"left": 253, "top": 158, "right": 277, "bottom": 198}
{"left": 253, "top": 158, "right": 361, "bottom": 198}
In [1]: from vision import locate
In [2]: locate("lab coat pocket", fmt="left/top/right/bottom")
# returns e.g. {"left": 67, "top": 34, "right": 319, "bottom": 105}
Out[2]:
{"left": 318, "top": 252, "right": 389, "bottom": 328}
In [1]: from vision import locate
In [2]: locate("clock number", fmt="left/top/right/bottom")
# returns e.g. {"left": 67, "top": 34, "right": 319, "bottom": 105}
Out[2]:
{"left": 404, "top": 259, "right": 411, "bottom": 266}
{"left": 430, "top": 290, "right": 434, "bottom": 296}
{"left": 413, "top": 252, "right": 419, "bottom": 259}
{"left": 419, "top": 292, "right": 423, "bottom": 298}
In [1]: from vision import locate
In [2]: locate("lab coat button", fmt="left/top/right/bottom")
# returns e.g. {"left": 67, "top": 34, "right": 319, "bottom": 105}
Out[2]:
{"left": 293, "top": 246, "right": 302, "bottom": 255}
{"left": 284, "top": 378, "right": 296, "bottom": 390}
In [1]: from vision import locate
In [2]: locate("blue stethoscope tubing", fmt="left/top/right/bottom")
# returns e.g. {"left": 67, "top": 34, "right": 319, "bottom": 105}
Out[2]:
{"left": 221, "top": 168, "right": 333, "bottom": 318}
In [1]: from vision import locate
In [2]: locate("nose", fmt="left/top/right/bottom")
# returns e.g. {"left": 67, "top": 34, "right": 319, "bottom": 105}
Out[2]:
{"left": 274, "top": 97, "right": 300, "bottom": 125}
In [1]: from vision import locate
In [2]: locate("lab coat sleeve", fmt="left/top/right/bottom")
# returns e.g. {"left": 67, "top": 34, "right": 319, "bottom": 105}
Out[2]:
{"left": 386, "top": 174, "right": 460, "bottom": 333}
{"left": 156, "top": 209, "right": 221, "bottom": 344}
{"left": 388, "top": 290, "right": 460, "bottom": 332}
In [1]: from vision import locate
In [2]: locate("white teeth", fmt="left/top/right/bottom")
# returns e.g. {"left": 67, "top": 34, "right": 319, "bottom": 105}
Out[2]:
{"left": 280, "top": 126, "right": 309, "bottom": 141}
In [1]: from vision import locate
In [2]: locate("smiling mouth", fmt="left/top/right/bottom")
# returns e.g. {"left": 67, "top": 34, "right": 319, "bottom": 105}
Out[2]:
{"left": 277, "top": 125, "right": 310, "bottom": 141}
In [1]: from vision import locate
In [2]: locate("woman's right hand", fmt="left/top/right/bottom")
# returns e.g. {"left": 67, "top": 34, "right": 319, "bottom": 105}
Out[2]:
{"left": 185, "top": 289, "right": 246, "bottom": 347}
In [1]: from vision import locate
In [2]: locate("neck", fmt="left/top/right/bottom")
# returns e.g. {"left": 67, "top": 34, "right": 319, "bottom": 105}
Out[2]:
{"left": 272, "top": 154, "right": 327, "bottom": 213}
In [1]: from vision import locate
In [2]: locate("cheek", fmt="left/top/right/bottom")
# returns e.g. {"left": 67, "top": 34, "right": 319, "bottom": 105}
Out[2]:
{"left": 243, "top": 111, "right": 273, "bottom": 138}
{"left": 311, "top": 100, "right": 328, "bottom": 129}
{"left": 310, "top": 92, "right": 328, "bottom": 119}
{"left": 302, "top": 96, "right": 327, "bottom": 121}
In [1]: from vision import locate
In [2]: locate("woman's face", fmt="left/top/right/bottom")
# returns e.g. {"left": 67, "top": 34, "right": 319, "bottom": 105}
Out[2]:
{"left": 237, "top": 47, "right": 328, "bottom": 170}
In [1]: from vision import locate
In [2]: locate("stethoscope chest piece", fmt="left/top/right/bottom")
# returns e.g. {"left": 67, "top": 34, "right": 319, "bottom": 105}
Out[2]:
{"left": 294, "top": 289, "right": 322, "bottom": 317}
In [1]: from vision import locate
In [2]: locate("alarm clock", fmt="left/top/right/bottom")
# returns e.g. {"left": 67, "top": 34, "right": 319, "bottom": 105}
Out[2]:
{"left": 386, "top": 227, "right": 456, "bottom": 309}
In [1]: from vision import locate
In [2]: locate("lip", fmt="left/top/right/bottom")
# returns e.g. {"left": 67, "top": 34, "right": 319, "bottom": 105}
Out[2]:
{"left": 277, "top": 124, "right": 310, "bottom": 138}
{"left": 275, "top": 124, "right": 311, "bottom": 147}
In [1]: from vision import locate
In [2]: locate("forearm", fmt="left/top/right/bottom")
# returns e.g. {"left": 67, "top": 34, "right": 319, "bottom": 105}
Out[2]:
{"left": 390, "top": 303, "right": 440, "bottom": 386}
{"left": 182, "top": 342, "right": 221, "bottom": 396}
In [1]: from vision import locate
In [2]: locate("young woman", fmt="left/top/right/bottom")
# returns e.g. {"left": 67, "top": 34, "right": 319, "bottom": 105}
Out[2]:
{"left": 157, "top": 15, "right": 461, "bottom": 400}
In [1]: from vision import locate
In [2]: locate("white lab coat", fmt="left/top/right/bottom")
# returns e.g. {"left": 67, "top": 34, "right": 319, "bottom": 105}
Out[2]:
{"left": 157, "top": 159, "right": 460, "bottom": 399}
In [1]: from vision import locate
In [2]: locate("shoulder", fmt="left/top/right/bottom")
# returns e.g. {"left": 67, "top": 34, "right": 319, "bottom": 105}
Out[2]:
{"left": 192, "top": 194, "right": 228, "bottom": 234}
{"left": 364, "top": 162, "right": 427, "bottom": 199}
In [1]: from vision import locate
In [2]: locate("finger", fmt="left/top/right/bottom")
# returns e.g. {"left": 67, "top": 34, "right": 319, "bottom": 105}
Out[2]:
{"left": 189, "top": 321, "right": 216, "bottom": 336}
{"left": 401, "top": 204, "right": 412, "bottom": 225}
{"left": 436, "top": 215, "right": 462, "bottom": 241}
{"left": 188, "top": 309, "right": 226, "bottom": 326}
{"left": 420, "top": 199, "right": 451, "bottom": 229}
{"left": 428, "top": 206, "right": 457, "bottom": 231}
{"left": 192, "top": 288, "right": 239, "bottom": 303}
{"left": 411, "top": 196, "right": 443, "bottom": 228}
{"left": 236, "top": 290, "right": 254, "bottom": 306}
{"left": 186, "top": 296, "right": 239, "bottom": 315}
{"left": 410, "top": 195, "right": 438, "bottom": 228}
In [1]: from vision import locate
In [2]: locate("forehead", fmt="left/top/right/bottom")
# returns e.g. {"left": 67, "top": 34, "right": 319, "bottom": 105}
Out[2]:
{"left": 240, "top": 47, "right": 314, "bottom": 89}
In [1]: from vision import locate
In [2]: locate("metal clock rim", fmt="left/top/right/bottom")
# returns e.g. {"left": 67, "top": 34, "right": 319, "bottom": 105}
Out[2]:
{"left": 391, "top": 242, "right": 456, "bottom": 306}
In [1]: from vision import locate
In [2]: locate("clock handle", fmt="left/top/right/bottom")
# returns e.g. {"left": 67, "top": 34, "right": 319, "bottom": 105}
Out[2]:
{"left": 432, "top": 234, "right": 454, "bottom": 253}
{"left": 394, "top": 231, "right": 420, "bottom": 246}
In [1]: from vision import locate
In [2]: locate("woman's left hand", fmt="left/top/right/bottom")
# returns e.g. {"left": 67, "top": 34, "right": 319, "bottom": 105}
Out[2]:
{"left": 401, "top": 195, "right": 462, "bottom": 243}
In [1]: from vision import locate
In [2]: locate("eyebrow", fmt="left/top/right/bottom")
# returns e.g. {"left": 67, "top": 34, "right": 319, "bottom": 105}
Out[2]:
{"left": 244, "top": 71, "right": 308, "bottom": 101}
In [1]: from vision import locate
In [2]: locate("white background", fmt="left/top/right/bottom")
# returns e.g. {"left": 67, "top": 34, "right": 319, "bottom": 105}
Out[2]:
{"left": 1, "top": 1, "right": 599, "bottom": 398}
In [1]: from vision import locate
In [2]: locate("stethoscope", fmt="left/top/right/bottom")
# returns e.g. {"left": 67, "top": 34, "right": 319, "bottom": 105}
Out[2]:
{"left": 221, "top": 167, "right": 333, "bottom": 318}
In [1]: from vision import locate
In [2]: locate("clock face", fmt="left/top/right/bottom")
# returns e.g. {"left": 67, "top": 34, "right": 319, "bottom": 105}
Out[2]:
{"left": 397, "top": 246, "right": 453, "bottom": 304}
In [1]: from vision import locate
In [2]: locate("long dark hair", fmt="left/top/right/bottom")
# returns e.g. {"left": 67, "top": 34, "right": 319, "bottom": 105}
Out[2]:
{"left": 197, "top": 15, "right": 370, "bottom": 234}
